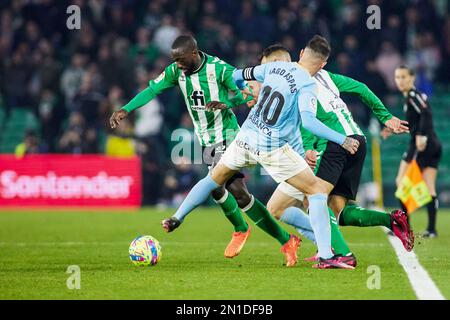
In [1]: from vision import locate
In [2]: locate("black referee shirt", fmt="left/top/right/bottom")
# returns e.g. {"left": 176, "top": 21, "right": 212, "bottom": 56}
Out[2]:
{"left": 403, "top": 88, "right": 436, "bottom": 139}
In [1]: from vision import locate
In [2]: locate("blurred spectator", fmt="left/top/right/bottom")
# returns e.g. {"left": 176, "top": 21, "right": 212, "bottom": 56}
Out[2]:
{"left": 339, "top": 0, "right": 364, "bottom": 40}
{"left": 440, "top": 15, "right": 450, "bottom": 83}
{"left": 342, "top": 35, "right": 365, "bottom": 79}
{"left": 72, "top": 22, "right": 98, "bottom": 62}
{"left": 58, "top": 112, "right": 97, "bottom": 154}
{"left": 32, "top": 39, "right": 63, "bottom": 93}
{"left": 380, "top": 15, "right": 405, "bottom": 52}
{"left": 3, "top": 49, "right": 32, "bottom": 115}
{"left": 134, "top": 70, "right": 164, "bottom": 140}
{"left": 153, "top": 15, "right": 181, "bottom": 56}
{"left": 129, "top": 27, "right": 160, "bottom": 68}
{"left": 99, "top": 85, "right": 125, "bottom": 129}
{"left": 335, "top": 52, "right": 352, "bottom": 76}
{"left": 37, "top": 89, "right": 63, "bottom": 152}
{"left": 375, "top": 41, "right": 404, "bottom": 91}
{"left": 15, "top": 130, "right": 45, "bottom": 158}
{"left": 215, "top": 23, "right": 235, "bottom": 61}
{"left": 70, "top": 72, "right": 104, "bottom": 127}
{"left": 143, "top": 1, "right": 164, "bottom": 31}
{"left": 405, "top": 7, "right": 420, "bottom": 52}
{"left": 197, "top": 16, "right": 219, "bottom": 53}
{"left": 60, "top": 53, "right": 87, "bottom": 106}
{"left": 364, "top": 60, "right": 389, "bottom": 99}
{"left": 136, "top": 138, "right": 164, "bottom": 205}
{"left": 105, "top": 118, "right": 136, "bottom": 157}
{"left": 406, "top": 32, "right": 441, "bottom": 83}
{"left": 159, "top": 157, "right": 198, "bottom": 207}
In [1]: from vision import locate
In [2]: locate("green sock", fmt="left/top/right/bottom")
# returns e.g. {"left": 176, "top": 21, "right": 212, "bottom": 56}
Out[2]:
{"left": 244, "top": 196, "right": 290, "bottom": 245}
{"left": 329, "top": 208, "right": 351, "bottom": 256}
{"left": 339, "top": 204, "right": 391, "bottom": 228}
{"left": 216, "top": 191, "right": 248, "bottom": 232}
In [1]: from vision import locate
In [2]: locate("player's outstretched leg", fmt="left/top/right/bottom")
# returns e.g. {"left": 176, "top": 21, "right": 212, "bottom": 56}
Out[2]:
{"left": 162, "top": 217, "right": 181, "bottom": 232}
{"left": 212, "top": 188, "right": 250, "bottom": 258}
{"left": 275, "top": 206, "right": 356, "bottom": 267}
{"left": 161, "top": 165, "right": 236, "bottom": 232}
{"left": 218, "top": 178, "right": 253, "bottom": 258}
{"left": 279, "top": 207, "right": 316, "bottom": 243}
{"left": 339, "top": 204, "right": 414, "bottom": 251}
{"left": 285, "top": 172, "right": 354, "bottom": 270}
{"left": 390, "top": 209, "right": 414, "bottom": 251}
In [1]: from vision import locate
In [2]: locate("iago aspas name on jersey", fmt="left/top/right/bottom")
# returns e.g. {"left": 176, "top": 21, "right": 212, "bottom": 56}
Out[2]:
{"left": 268, "top": 67, "right": 299, "bottom": 94}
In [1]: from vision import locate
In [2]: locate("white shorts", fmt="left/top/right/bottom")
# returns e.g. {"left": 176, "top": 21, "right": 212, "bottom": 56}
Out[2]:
{"left": 219, "top": 139, "right": 308, "bottom": 183}
{"left": 277, "top": 181, "right": 305, "bottom": 201}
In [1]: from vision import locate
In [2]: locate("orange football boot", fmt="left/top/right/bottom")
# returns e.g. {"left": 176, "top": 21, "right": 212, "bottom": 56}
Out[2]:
{"left": 280, "top": 235, "right": 302, "bottom": 267}
{"left": 224, "top": 226, "right": 251, "bottom": 258}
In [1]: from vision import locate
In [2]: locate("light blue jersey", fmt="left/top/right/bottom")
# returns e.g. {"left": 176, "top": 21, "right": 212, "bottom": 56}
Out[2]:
{"left": 233, "top": 61, "right": 318, "bottom": 154}
{"left": 233, "top": 62, "right": 346, "bottom": 154}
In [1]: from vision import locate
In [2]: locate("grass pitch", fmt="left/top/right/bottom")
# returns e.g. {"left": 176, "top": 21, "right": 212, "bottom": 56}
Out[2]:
{"left": 0, "top": 207, "right": 448, "bottom": 300}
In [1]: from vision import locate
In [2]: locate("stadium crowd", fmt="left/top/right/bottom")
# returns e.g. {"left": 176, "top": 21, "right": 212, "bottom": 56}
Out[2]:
{"left": 0, "top": 0, "right": 449, "bottom": 205}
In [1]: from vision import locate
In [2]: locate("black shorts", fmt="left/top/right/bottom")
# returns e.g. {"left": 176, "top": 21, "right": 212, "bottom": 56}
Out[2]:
{"left": 402, "top": 136, "right": 442, "bottom": 169}
{"left": 202, "top": 141, "right": 245, "bottom": 186}
{"left": 315, "top": 135, "right": 366, "bottom": 200}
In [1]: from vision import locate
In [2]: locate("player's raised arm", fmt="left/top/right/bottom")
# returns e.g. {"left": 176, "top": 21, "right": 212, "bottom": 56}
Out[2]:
{"left": 327, "top": 71, "right": 408, "bottom": 134}
{"left": 110, "top": 64, "right": 178, "bottom": 129}
{"left": 232, "top": 64, "right": 267, "bottom": 89}
{"left": 205, "top": 61, "right": 255, "bottom": 111}
{"left": 298, "top": 83, "right": 359, "bottom": 155}
{"left": 222, "top": 62, "right": 255, "bottom": 108}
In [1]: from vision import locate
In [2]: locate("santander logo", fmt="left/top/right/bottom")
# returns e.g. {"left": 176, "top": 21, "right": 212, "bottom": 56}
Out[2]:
{"left": 0, "top": 170, "right": 134, "bottom": 199}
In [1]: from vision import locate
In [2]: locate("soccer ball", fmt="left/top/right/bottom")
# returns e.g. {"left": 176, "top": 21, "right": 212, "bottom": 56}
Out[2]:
{"left": 129, "top": 235, "right": 162, "bottom": 266}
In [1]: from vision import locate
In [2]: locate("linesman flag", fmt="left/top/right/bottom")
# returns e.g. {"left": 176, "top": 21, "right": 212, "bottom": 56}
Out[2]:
{"left": 395, "top": 159, "right": 432, "bottom": 214}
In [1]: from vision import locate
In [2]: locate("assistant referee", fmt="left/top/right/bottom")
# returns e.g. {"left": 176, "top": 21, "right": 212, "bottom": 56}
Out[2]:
{"left": 389, "top": 65, "right": 442, "bottom": 238}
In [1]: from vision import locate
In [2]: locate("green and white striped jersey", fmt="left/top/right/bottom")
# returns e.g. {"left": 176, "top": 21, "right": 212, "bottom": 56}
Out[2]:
{"left": 123, "top": 52, "right": 247, "bottom": 147}
{"left": 301, "top": 70, "right": 393, "bottom": 150}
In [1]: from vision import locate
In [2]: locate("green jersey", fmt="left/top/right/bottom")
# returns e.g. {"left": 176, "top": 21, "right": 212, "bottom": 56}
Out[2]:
{"left": 122, "top": 52, "right": 248, "bottom": 146}
{"left": 301, "top": 70, "right": 393, "bottom": 150}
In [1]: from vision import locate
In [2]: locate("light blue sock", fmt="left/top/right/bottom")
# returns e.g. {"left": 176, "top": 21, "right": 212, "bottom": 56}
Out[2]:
{"left": 280, "top": 207, "right": 316, "bottom": 243}
{"left": 308, "top": 193, "right": 333, "bottom": 259}
{"left": 173, "top": 174, "right": 220, "bottom": 221}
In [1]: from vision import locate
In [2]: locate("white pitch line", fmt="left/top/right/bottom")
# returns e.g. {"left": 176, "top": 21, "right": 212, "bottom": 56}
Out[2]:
{"left": 384, "top": 229, "right": 445, "bottom": 300}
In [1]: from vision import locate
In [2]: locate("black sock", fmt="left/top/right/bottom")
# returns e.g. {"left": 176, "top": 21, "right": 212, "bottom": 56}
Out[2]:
{"left": 426, "top": 196, "right": 438, "bottom": 233}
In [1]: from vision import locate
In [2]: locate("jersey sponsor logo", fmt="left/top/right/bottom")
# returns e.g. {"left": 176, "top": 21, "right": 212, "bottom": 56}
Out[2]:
{"left": 154, "top": 71, "right": 165, "bottom": 83}
{"left": 329, "top": 98, "right": 346, "bottom": 110}
{"left": 236, "top": 140, "right": 260, "bottom": 156}
{"left": 190, "top": 90, "right": 206, "bottom": 109}
{"left": 248, "top": 113, "right": 272, "bottom": 136}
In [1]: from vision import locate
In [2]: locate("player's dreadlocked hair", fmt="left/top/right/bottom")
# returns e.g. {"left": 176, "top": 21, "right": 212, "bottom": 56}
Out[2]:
{"left": 306, "top": 35, "right": 331, "bottom": 60}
